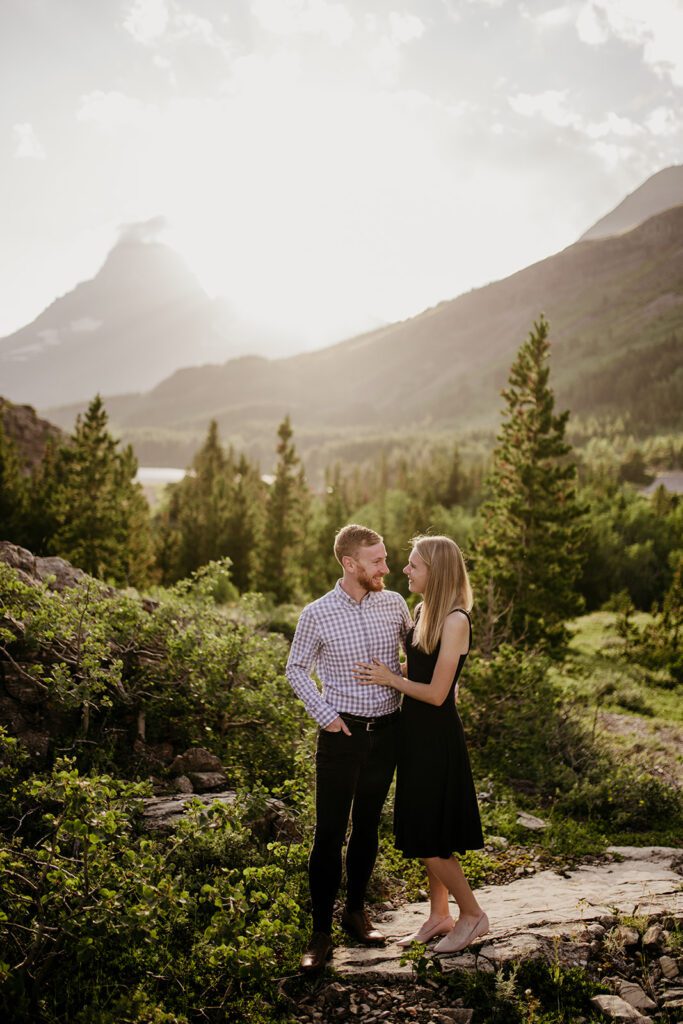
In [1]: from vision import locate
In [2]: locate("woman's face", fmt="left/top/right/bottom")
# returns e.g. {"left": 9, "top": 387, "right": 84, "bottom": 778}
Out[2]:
{"left": 403, "top": 547, "right": 429, "bottom": 594}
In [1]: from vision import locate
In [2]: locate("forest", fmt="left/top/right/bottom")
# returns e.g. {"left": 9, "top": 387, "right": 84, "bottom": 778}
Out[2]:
{"left": 0, "top": 317, "right": 681, "bottom": 1024}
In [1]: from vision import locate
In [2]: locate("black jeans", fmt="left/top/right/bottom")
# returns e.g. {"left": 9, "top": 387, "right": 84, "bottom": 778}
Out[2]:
{"left": 309, "top": 716, "right": 398, "bottom": 934}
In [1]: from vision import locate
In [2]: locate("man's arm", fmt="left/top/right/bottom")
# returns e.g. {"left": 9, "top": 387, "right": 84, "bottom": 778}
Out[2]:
{"left": 286, "top": 605, "right": 342, "bottom": 729}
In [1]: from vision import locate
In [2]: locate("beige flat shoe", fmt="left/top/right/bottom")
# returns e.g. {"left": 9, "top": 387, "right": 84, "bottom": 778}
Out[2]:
{"left": 396, "top": 914, "right": 455, "bottom": 947}
{"left": 434, "top": 912, "right": 489, "bottom": 954}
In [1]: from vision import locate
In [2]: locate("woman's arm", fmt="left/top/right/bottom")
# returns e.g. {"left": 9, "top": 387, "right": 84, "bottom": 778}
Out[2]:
{"left": 354, "top": 611, "right": 469, "bottom": 706}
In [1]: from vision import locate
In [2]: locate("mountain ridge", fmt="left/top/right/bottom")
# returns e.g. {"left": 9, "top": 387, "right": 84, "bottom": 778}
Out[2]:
{"left": 45, "top": 204, "right": 683, "bottom": 460}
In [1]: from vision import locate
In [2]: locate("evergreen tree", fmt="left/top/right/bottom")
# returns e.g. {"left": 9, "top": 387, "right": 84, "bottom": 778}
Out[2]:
{"left": 23, "top": 439, "right": 60, "bottom": 553}
{"left": 155, "top": 423, "right": 265, "bottom": 588}
{"left": 475, "top": 317, "right": 585, "bottom": 655}
{"left": 47, "top": 396, "right": 154, "bottom": 586}
{"left": 224, "top": 453, "right": 265, "bottom": 591}
{"left": 0, "top": 418, "right": 27, "bottom": 543}
{"left": 258, "top": 416, "right": 310, "bottom": 602}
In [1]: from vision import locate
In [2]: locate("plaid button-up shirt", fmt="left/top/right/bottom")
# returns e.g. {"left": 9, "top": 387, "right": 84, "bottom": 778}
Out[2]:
{"left": 286, "top": 580, "right": 412, "bottom": 728}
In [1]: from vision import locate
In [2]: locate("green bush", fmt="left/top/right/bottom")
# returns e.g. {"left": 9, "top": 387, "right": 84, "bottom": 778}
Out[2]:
{"left": 0, "top": 763, "right": 309, "bottom": 1023}
{"left": 0, "top": 561, "right": 307, "bottom": 788}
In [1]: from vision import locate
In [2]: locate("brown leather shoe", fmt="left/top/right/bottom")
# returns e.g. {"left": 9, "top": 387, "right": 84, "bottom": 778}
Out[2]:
{"left": 341, "top": 907, "right": 386, "bottom": 946}
{"left": 300, "top": 931, "right": 333, "bottom": 972}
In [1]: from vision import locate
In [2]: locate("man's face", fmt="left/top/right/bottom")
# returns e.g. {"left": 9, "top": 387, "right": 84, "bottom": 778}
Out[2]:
{"left": 350, "top": 542, "right": 389, "bottom": 592}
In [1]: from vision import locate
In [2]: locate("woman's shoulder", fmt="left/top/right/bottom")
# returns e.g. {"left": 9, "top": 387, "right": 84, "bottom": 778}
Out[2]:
{"left": 446, "top": 607, "right": 471, "bottom": 624}
{"left": 441, "top": 608, "right": 471, "bottom": 641}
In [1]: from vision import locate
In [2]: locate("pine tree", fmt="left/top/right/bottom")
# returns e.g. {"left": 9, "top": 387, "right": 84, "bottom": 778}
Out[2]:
{"left": 155, "top": 422, "right": 265, "bottom": 588}
{"left": 47, "top": 396, "right": 155, "bottom": 586}
{"left": 224, "top": 453, "right": 265, "bottom": 591}
{"left": 475, "top": 316, "right": 585, "bottom": 655}
{"left": 0, "top": 417, "right": 27, "bottom": 542}
{"left": 258, "top": 416, "right": 310, "bottom": 603}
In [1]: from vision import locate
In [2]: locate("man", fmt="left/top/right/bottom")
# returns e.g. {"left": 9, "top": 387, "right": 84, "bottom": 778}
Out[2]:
{"left": 286, "top": 524, "right": 411, "bottom": 972}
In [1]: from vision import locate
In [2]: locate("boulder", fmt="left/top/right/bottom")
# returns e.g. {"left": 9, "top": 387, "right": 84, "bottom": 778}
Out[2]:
{"left": 187, "top": 771, "right": 229, "bottom": 792}
{"left": 169, "top": 746, "right": 224, "bottom": 775}
{"left": 0, "top": 542, "right": 87, "bottom": 592}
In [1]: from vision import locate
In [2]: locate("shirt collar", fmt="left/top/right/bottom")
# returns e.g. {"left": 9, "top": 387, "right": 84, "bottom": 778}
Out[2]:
{"left": 334, "top": 579, "right": 381, "bottom": 607}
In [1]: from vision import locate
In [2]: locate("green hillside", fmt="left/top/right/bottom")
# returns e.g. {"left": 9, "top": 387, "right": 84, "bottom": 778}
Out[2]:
{"left": 46, "top": 205, "right": 683, "bottom": 461}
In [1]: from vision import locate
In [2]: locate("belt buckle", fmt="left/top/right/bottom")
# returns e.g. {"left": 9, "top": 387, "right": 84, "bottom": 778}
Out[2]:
{"left": 365, "top": 718, "right": 376, "bottom": 732}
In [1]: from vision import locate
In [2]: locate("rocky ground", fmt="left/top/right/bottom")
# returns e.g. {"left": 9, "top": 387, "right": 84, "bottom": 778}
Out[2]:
{"left": 285, "top": 847, "right": 683, "bottom": 1024}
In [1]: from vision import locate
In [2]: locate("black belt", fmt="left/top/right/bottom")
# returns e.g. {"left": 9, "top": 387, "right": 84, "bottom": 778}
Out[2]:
{"left": 339, "top": 710, "right": 400, "bottom": 732}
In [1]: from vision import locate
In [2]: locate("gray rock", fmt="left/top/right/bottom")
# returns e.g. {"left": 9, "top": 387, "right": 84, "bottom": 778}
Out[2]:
{"left": 615, "top": 980, "right": 656, "bottom": 1012}
{"left": 590, "top": 994, "right": 652, "bottom": 1022}
{"left": 641, "top": 924, "right": 664, "bottom": 949}
{"left": 516, "top": 812, "right": 548, "bottom": 830}
{"left": 187, "top": 771, "right": 229, "bottom": 792}
{"left": 614, "top": 926, "right": 640, "bottom": 949}
{"left": 142, "top": 791, "right": 237, "bottom": 830}
{"left": 169, "top": 746, "right": 224, "bottom": 775}
{"left": 173, "top": 775, "right": 193, "bottom": 794}
{"left": 332, "top": 846, "right": 683, "bottom": 979}
{"left": 659, "top": 955, "right": 680, "bottom": 979}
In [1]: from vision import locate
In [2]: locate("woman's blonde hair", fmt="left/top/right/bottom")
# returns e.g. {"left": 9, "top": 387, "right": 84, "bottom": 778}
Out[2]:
{"left": 411, "top": 535, "right": 473, "bottom": 654}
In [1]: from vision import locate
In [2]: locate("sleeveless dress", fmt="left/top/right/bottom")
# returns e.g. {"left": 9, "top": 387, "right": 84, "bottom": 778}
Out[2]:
{"left": 393, "top": 609, "right": 484, "bottom": 858}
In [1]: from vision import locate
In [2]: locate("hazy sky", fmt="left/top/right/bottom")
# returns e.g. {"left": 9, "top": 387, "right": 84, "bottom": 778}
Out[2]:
{"left": 2, "top": 0, "right": 682, "bottom": 350}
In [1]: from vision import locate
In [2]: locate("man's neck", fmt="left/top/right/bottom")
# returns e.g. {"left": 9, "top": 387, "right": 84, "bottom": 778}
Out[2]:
{"left": 340, "top": 576, "right": 370, "bottom": 604}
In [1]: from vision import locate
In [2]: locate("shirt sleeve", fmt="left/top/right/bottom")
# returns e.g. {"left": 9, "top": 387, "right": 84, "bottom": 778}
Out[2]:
{"left": 286, "top": 605, "right": 339, "bottom": 728}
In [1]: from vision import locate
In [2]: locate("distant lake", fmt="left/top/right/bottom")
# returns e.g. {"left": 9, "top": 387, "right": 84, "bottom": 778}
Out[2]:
{"left": 136, "top": 467, "right": 188, "bottom": 485}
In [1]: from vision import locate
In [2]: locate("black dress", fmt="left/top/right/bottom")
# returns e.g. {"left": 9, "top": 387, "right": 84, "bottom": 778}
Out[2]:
{"left": 393, "top": 609, "right": 484, "bottom": 858}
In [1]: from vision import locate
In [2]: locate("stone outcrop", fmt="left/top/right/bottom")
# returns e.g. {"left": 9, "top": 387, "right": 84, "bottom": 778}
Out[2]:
{"left": 278, "top": 847, "right": 683, "bottom": 1024}
{"left": 0, "top": 541, "right": 86, "bottom": 592}
{"left": 332, "top": 846, "right": 683, "bottom": 979}
{"left": 141, "top": 790, "right": 300, "bottom": 841}
{"left": 0, "top": 397, "right": 64, "bottom": 473}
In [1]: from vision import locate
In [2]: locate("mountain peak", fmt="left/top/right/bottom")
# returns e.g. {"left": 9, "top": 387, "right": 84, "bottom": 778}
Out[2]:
{"left": 579, "top": 164, "right": 683, "bottom": 242}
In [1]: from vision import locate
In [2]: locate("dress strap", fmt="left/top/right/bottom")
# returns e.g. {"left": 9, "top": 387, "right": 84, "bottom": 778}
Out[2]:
{"left": 450, "top": 608, "right": 472, "bottom": 651}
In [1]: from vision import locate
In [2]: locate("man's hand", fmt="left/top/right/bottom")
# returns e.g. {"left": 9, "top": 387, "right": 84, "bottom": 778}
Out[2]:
{"left": 324, "top": 715, "right": 352, "bottom": 735}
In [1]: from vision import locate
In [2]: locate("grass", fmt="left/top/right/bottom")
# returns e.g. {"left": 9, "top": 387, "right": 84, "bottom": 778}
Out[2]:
{"left": 552, "top": 613, "right": 683, "bottom": 789}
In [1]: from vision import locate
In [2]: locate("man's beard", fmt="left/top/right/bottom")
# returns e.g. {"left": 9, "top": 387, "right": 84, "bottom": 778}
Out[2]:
{"left": 357, "top": 568, "right": 385, "bottom": 593}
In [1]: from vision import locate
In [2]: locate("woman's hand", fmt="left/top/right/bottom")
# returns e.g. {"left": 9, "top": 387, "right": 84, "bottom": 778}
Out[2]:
{"left": 353, "top": 658, "right": 401, "bottom": 689}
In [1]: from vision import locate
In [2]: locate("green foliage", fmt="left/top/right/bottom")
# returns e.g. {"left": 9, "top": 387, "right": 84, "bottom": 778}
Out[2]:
{"left": 31, "top": 396, "right": 156, "bottom": 587}
{"left": 615, "top": 554, "right": 683, "bottom": 682}
{"left": 475, "top": 316, "right": 585, "bottom": 656}
{"left": 462, "top": 645, "right": 590, "bottom": 797}
{"left": 556, "top": 762, "right": 682, "bottom": 833}
{"left": 0, "top": 559, "right": 307, "bottom": 786}
{"left": 579, "top": 483, "right": 683, "bottom": 610}
{"left": 0, "top": 765, "right": 308, "bottom": 1023}
{"left": 0, "top": 417, "right": 27, "bottom": 541}
{"left": 408, "top": 955, "right": 603, "bottom": 1024}
{"left": 155, "top": 421, "right": 265, "bottom": 591}
{"left": 257, "top": 416, "right": 311, "bottom": 603}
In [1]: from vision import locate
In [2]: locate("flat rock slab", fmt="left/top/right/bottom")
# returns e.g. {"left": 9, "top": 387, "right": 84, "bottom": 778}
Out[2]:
{"left": 333, "top": 846, "right": 683, "bottom": 978}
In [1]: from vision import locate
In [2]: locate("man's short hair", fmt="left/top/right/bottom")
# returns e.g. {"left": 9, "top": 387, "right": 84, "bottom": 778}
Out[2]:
{"left": 334, "top": 524, "right": 383, "bottom": 565}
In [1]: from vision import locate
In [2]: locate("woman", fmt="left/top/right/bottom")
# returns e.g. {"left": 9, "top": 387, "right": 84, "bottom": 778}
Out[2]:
{"left": 354, "top": 535, "right": 488, "bottom": 954}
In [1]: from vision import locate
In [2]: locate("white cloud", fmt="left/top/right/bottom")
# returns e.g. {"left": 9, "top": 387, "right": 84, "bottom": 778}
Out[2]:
{"left": 509, "top": 89, "right": 581, "bottom": 129}
{"left": 251, "top": 0, "right": 354, "bottom": 45}
{"left": 77, "top": 90, "right": 153, "bottom": 130}
{"left": 585, "top": 112, "right": 642, "bottom": 139}
{"left": 13, "top": 122, "right": 46, "bottom": 160}
{"left": 367, "top": 10, "right": 426, "bottom": 86}
{"left": 576, "top": 2, "right": 610, "bottom": 45}
{"left": 123, "top": 0, "right": 169, "bottom": 44}
{"left": 388, "top": 12, "right": 425, "bottom": 44}
{"left": 577, "top": 1, "right": 683, "bottom": 85}
{"left": 520, "top": 4, "right": 573, "bottom": 30}
{"left": 646, "top": 105, "right": 681, "bottom": 136}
